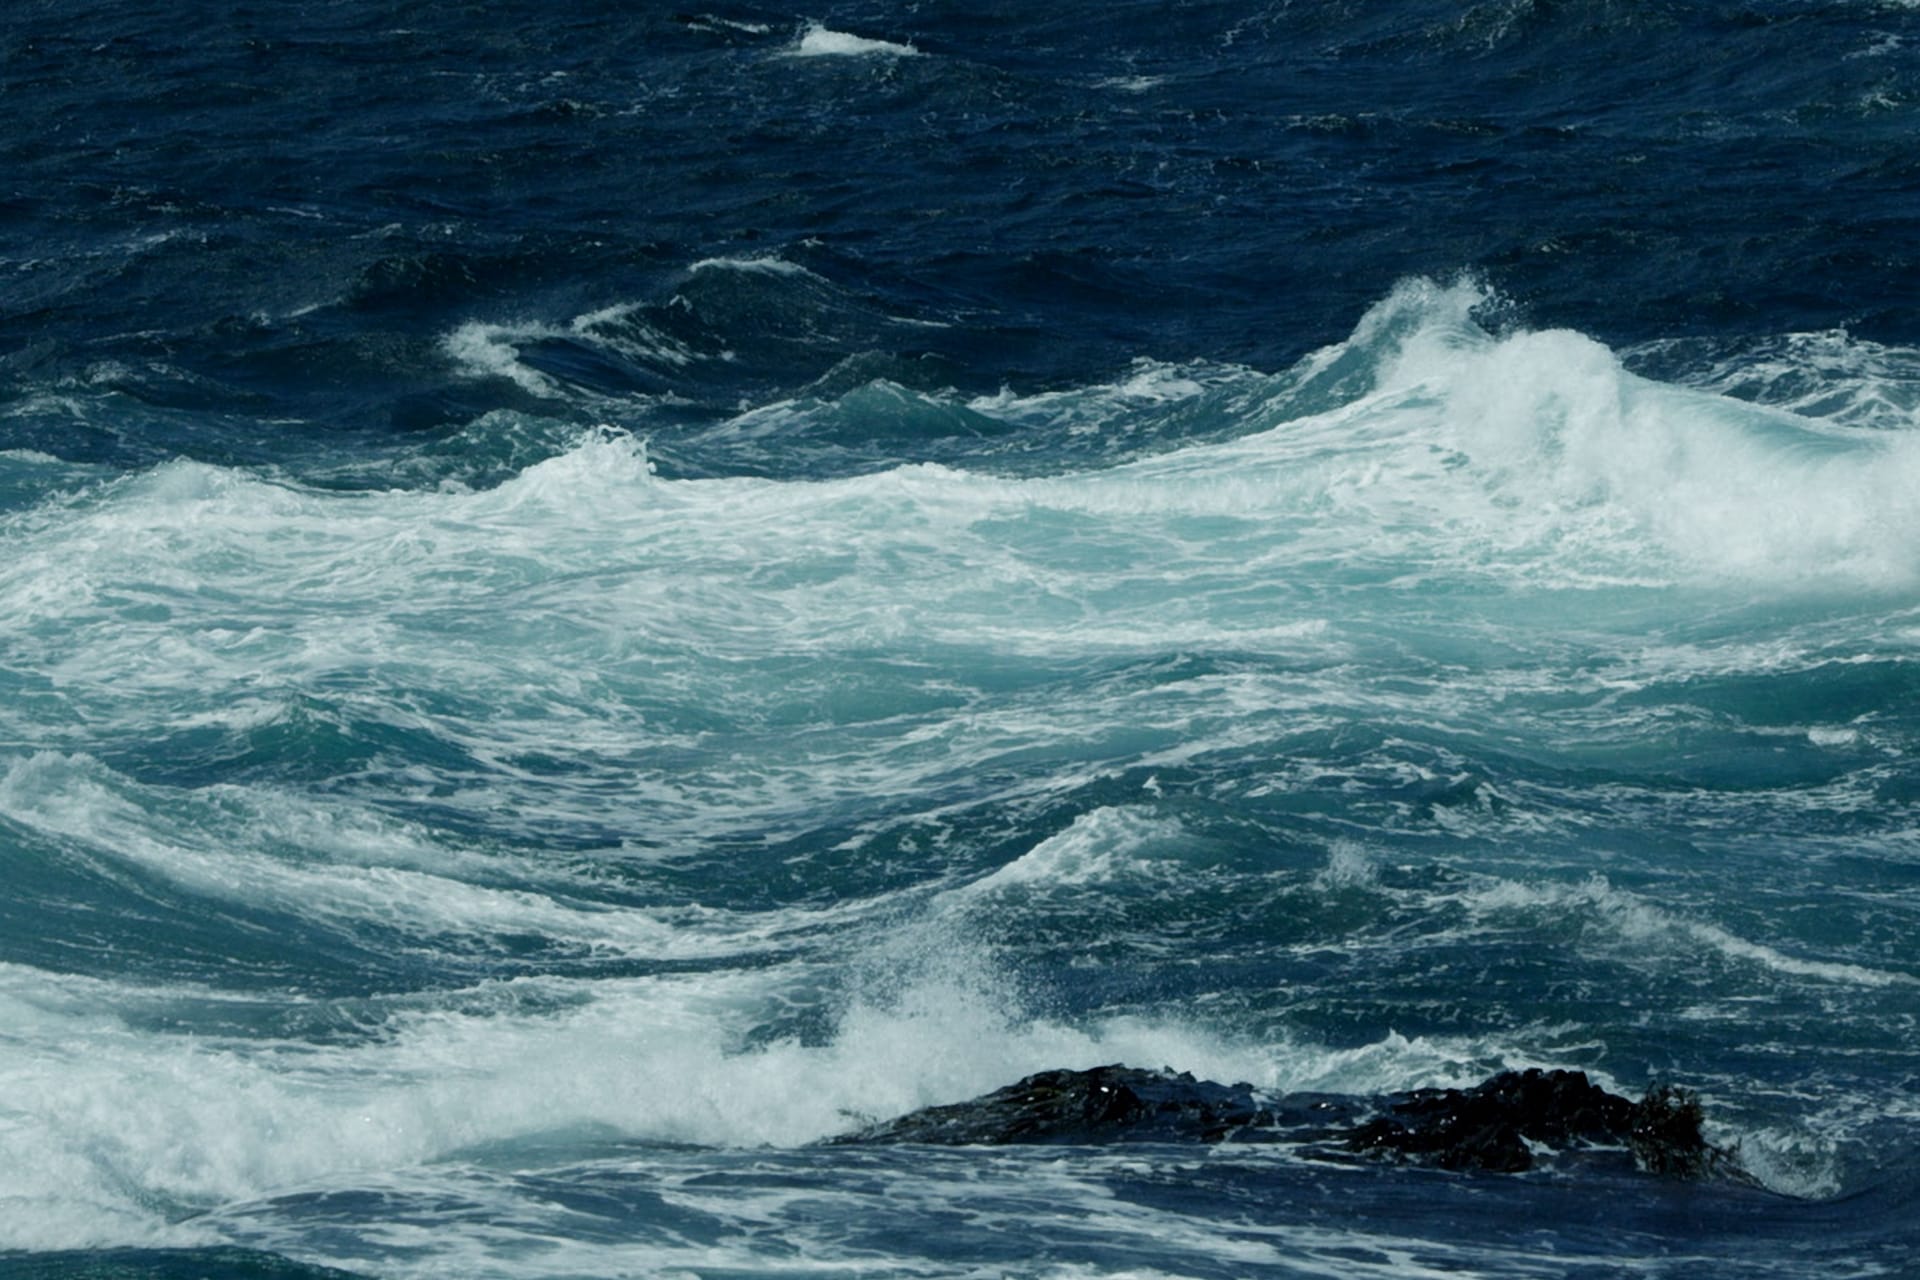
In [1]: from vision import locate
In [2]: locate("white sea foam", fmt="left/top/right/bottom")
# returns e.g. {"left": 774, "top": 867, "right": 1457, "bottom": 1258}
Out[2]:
{"left": 27, "top": 286, "right": 1914, "bottom": 722}
{"left": 442, "top": 320, "right": 562, "bottom": 395}
{"left": 569, "top": 302, "right": 699, "bottom": 366}
{"left": 206, "top": 1141, "right": 1638, "bottom": 1280}
{"left": 968, "top": 357, "right": 1254, "bottom": 438}
{"left": 1314, "top": 838, "right": 1380, "bottom": 889}
{"left": 1005, "top": 276, "right": 1897, "bottom": 593}
{"left": 0, "top": 874, "right": 1536, "bottom": 1256}
{"left": 788, "top": 22, "right": 919, "bottom": 58}
{"left": 685, "top": 14, "right": 771, "bottom": 35}
{"left": 0, "top": 749, "right": 661, "bottom": 950}
{"left": 962, "top": 806, "right": 1176, "bottom": 892}
{"left": 3, "top": 281, "right": 1910, "bottom": 1261}
{"left": 1648, "top": 326, "right": 1920, "bottom": 432}
{"left": 1384, "top": 281, "right": 1920, "bottom": 590}
{"left": 1467, "top": 872, "right": 1914, "bottom": 988}
{"left": 442, "top": 303, "right": 706, "bottom": 399}
{"left": 686, "top": 253, "right": 819, "bottom": 277}
{"left": 3, "top": 379, "right": 1899, "bottom": 892}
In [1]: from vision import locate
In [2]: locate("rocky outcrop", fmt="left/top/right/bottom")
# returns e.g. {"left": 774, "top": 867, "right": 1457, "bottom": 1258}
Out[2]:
{"left": 831, "top": 1064, "right": 1749, "bottom": 1182}
{"left": 1343, "top": 1069, "right": 1742, "bottom": 1178}
{"left": 832, "top": 1065, "right": 1295, "bottom": 1146}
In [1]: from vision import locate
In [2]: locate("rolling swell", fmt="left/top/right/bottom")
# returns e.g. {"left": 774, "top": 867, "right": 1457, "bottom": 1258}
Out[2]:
{"left": 7, "top": 2, "right": 1919, "bottom": 461}
{"left": 5, "top": 2, "right": 1920, "bottom": 1276}
{"left": 6, "top": 285, "right": 1919, "bottom": 1136}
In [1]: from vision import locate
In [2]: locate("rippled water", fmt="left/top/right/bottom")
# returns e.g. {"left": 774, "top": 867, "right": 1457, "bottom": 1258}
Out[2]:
{"left": 4, "top": 4, "right": 1919, "bottom": 1277}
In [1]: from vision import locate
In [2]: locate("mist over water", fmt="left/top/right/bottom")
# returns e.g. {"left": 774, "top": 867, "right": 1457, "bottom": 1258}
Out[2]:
{"left": 5, "top": 3, "right": 1920, "bottom": 1278}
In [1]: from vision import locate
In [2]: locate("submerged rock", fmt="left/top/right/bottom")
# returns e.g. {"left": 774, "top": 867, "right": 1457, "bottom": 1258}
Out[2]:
{"left": 831, "top": 1064, "right": 1748, "bottom": 1182}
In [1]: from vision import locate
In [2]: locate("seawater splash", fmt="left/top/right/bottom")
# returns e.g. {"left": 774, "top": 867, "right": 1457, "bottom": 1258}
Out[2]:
{"left": 661, "top": 275, "right": 1920, "bottom": 592}
{"left": 0, "top": 900, "right": 1353, "bottom": 1252}
{"left": 3, "top": 280, "right": 1917, "bottom": 1273}
{"left": 1401, "top": 283, "right": 1920, "bottom": 588}
{"left": 0, "top": 914, "right": 1538, "bottom": 1255}
{"left": 1190, "top": 277, "right": 1920, "bottom": 591}
{"left": 11, "top": 0, "right": 1920, "bottom": 1269}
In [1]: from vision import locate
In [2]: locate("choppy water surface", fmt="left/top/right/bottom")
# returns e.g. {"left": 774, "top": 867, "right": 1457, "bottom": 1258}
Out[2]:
{"left": 4, "top": 3, "right": 1919, "bottom": 1277}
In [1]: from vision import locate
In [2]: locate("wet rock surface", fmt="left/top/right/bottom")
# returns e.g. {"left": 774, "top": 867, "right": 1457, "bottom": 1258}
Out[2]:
{"left": 832, "top": 1065, "right": 1750, "bottom": 1182}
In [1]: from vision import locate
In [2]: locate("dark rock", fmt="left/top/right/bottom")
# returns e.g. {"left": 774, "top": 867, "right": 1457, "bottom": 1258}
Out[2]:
{"left": 1345, "top": 1068, "right": 1637, "bottom": 1172}
{"left": 831, "top": 1064, "right": 1750, "bottom": 1184}
{"left": 1628, "top": 1082, "right": 1741, "bottom": 1180}
{"left": 829, "top": 1065, "right": 1290, "bottom": 1146}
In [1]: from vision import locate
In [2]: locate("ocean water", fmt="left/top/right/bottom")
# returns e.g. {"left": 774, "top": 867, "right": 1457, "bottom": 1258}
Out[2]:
{"left": 4, "top": 2, "right": 1920, "bottom": 1277}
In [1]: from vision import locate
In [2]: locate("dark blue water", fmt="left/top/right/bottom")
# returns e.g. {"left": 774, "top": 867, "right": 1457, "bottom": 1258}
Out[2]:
{"left": 4, "top": 3, "right": 1920, "bottom": 1277}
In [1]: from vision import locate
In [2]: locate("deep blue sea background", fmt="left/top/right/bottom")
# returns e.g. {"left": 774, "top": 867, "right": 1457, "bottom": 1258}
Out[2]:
{"left": 5, "top": 3, "right": 1920, "bottom": 1277}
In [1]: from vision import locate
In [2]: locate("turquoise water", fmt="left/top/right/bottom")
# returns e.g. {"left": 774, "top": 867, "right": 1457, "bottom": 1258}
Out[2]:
{"left": 7, "top": 280, "right": 1920, "bottom": 1274}
{"left": 5, "top": 4, "right": 1920, "bottom": 1276}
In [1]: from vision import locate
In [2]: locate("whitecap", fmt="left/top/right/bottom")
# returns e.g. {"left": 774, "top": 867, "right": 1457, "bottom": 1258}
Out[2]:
{"left": 686, "top": 253, "right": 820, "bottom": 277}
{"left": 1468, "top": 872, "right": 1915, "bottom": 988}
{"left": 441, "top": 319, "right": 562, "bottom": 396}
{"left": 958, "top": 805, "right": 1186, "bottom": 895}
{"left": 788, "top": 22, "right": 919, "bottom": 58}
